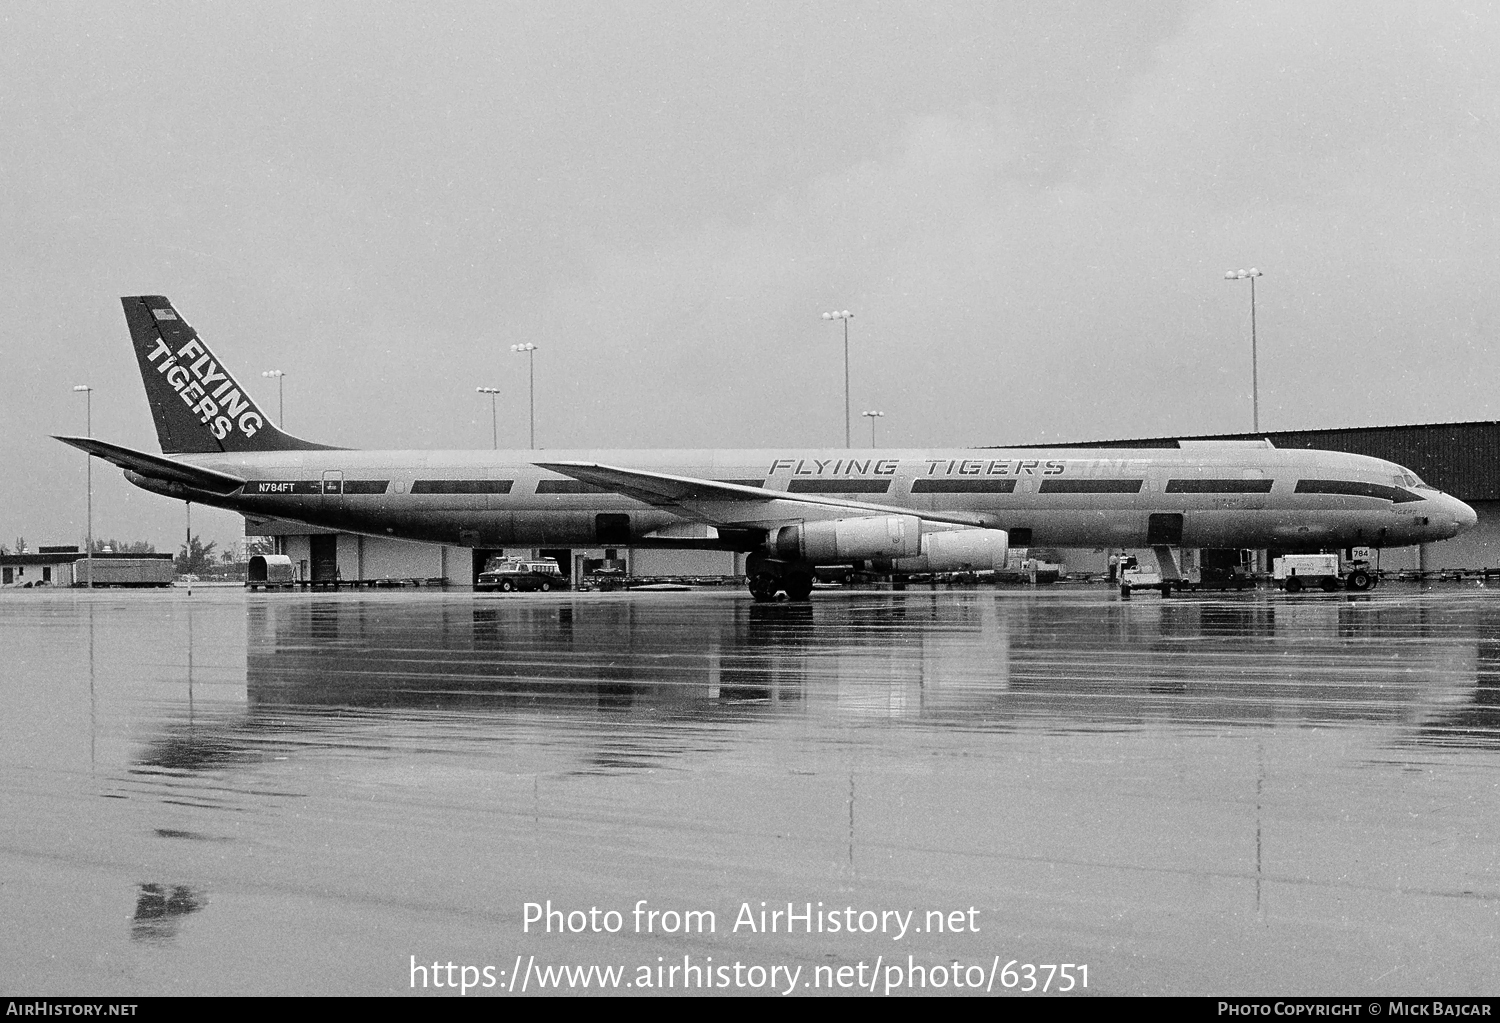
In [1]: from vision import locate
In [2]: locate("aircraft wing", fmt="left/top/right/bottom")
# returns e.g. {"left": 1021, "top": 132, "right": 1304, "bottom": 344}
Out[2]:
{"left": 54, "top": 435, "right": 246, "bottom": 496}
{"left": 535, "top": 461, "right": 997, "bottom": 530}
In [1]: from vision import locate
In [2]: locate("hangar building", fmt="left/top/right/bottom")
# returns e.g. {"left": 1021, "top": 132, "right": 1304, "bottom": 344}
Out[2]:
{"left": 1017, "top": 420, "right": 1500, "bottom": 573}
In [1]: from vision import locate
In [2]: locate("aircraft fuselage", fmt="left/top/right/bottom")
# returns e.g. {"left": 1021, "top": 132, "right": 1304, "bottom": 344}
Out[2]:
{"left": 129, "top": 444, "right": 1474, "bottom": 553}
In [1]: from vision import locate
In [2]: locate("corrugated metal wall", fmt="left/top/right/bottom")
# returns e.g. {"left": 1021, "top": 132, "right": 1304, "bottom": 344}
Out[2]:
{"left": 1008, "top": 421, "right": 1500, "bottom": 500}
{"left": 1259, "top": 424, "right": 1500, "bottom": 500}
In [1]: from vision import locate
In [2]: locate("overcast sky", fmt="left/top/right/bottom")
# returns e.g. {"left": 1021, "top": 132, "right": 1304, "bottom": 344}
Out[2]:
{"left": 4, "top": 0, "right": 1498, "bottom": 553}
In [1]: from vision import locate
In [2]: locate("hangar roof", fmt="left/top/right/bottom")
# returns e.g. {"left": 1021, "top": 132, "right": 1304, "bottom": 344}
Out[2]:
{"left": 1005, "top": 421, "right": 1500, "bottom": 501}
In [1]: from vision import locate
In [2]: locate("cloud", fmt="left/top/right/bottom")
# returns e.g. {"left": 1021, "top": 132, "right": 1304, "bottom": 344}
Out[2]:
{"left": 526, "top": 0, "right": 1500, "bottom": 449}
{"left": 5, "top": 1, "right": 1500, "bottom": 547}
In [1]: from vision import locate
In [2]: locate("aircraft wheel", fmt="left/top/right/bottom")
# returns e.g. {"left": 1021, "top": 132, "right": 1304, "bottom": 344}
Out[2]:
{"left": 1347, "top": 570, "right": 1372, "bottom": 591}
{"left": 1284, "top": 577, "right": 1302, "bottom": 594}
{"left": 500, "top": 580, "right": 515, "bottom": 592}
{"left": 783, "top": 573, "right": 815, "bottom": 602}
{"left": 748, "top": 572, "right": 781, "bottom": 602}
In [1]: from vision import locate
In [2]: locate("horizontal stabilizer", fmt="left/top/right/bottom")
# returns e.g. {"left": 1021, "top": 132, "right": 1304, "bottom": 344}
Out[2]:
{"left": 53, "top": 436, "right": 246, "bottom": 496}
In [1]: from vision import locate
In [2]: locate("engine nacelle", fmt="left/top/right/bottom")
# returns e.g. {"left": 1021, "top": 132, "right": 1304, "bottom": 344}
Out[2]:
{"left": 773, "top": 515, "right": 923, "bottom": 563}
{"left": 892, "top": 528, "right": 1009, "bottom": 573}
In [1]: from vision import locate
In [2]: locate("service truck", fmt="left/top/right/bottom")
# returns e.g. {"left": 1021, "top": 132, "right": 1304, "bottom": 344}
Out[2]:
{"left": 1273, "top": 551, "right": 1377, "bottom": 592}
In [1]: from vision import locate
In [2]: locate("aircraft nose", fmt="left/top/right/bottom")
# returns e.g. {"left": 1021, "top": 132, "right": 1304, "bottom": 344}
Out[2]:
{"left": 1454, "top": 497, "right": 1478, "bottom": 535}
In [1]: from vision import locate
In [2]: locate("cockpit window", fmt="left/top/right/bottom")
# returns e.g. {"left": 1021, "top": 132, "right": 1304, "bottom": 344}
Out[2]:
{"left": 1386, "top": 470, "right": 1440, "bottom": 492}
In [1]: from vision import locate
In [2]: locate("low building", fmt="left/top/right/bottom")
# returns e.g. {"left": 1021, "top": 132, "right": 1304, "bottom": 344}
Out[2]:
{"left": 1, "top": 548, "right": 175, "bottom": 587}
{"left": 245, "top": 517, "right": 743, "bottom": 587}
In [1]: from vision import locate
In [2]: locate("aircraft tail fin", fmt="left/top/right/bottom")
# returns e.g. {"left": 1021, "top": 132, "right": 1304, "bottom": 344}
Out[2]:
{"left": 121, "top": 296, "right": 339, "bottom": 454}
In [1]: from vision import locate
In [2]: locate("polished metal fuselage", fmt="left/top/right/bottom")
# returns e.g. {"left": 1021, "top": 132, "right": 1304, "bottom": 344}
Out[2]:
{"left": 128, "top": 444, "right": 1477, "bottom": 554}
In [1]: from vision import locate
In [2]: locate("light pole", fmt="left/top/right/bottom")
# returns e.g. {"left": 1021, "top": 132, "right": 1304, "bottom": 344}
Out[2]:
{"left": 822, "top": 310, "right": 854, "bottom": 448}
{"left": 510, "top": 344, "right": 538, "bottom": 449}
{"left": 1224, "top": 269, "right": 1263, "bottom": 432}
{"left": 861, "top": 409, "right": 884, "bottom": 448}
{"left": 476, "top": 387, "right": 501, "bottom": 449}
{"left": 72, "top": 385, "right": 93, "bottom": 587}
{"left": 261, "top": 370, "right": 285, "bottom": 427}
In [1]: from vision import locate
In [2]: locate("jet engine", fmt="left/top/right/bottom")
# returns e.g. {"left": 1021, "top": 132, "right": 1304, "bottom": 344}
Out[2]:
{"left": 773, "top": 515, "right": 924, "bottom": 562}
{"left": 892, "top": 528, "right": 1009, "bottom": 573}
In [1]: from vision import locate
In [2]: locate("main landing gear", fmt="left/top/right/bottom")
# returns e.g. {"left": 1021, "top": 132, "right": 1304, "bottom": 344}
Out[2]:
{"left": 745, "top": 551, "right": 815, "bottom": 603}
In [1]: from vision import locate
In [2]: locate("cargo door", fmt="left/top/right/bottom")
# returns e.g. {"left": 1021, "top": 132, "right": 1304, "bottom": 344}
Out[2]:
{"left": 596, "top": 513, "right": 631, "bottom": 545}
{"left": 320, "top": 470, "right": 344, "bottom": 509}
{"left": 1147, "top": 513, "right": 1183, "bottom": 546}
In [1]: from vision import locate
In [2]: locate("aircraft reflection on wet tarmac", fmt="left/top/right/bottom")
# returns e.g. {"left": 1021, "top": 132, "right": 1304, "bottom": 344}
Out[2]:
{"left": 238, "top": 593, "right": 1494, "bottom": 736}
{"left": 9, "top": 587, "right": 1500, "bottom": 995}
{"left": 130, "top": 883, "right": 207, "bottom": 944}
{"left": 120, "top": 589, "right": 1500, "bottom": 781}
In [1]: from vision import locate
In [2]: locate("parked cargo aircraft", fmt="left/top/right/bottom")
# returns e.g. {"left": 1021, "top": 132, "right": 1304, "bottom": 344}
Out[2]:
{"left": 55, "top": 296, "right": 1476, "bottom": 600}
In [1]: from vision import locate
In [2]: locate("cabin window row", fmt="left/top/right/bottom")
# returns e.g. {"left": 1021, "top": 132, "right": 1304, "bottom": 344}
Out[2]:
{"left": 245, "top": 477, "right": 1418, "bottom": 500}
